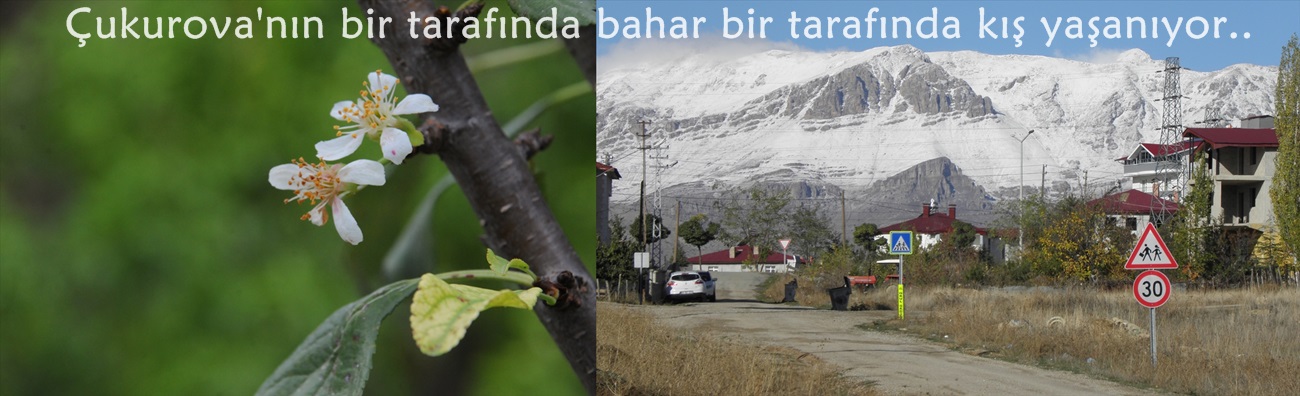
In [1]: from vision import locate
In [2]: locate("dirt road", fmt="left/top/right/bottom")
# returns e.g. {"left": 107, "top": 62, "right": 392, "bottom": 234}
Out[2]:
{"left": 636, "top": 273, "right": 1156, "bottom": 395}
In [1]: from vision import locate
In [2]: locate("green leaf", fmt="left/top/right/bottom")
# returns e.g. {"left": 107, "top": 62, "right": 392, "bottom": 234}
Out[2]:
{"left": 486, "top": 248, "right": 510, "bottom": 275}
{"left": 507, "top": 0, "right": 596, "bottom": 26}
{"left": 410, "top": 273, "right": 542, "bottom": 356}
{"left": 507, "top": 258, "right": 530, "bottom": 272}
{"left": 256, "top": 279, "right": 419, "bottom": 396}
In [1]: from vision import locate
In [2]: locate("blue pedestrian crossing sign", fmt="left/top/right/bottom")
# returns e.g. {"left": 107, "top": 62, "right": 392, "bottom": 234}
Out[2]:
{"left": 889, "top": 231, "right": 914, "bottom": 255}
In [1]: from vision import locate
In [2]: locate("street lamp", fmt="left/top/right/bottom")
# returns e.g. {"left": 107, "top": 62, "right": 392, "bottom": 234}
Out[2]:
{"left": 1017, "top": 129, "right": 1035, "bottom": 253}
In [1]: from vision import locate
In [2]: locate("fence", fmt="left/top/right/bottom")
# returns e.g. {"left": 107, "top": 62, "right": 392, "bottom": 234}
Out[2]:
{"left": 597, "top": 277, "right": 643, "bottom": 304}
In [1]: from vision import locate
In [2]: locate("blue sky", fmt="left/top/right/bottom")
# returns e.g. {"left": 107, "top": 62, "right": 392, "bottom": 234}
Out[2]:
{"left": 596, "top": 1, "right": 1300, "bottom": 70}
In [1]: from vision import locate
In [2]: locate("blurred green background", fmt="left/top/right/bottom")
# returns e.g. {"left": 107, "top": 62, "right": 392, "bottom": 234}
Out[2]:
{"left": 0, "top": 1, "right": 594, "bottom": 394}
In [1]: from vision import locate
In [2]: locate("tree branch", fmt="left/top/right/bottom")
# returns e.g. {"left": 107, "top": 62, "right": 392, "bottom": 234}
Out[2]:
{"left": 358, "top": 0, "right": 595, "bottom": 393}
{"left": 562, "top": 25, "right": 596, "bottom": 87}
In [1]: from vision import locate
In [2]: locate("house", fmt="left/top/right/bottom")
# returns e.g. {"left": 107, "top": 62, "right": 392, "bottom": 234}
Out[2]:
{"left": 683, "top": 245, "right": 807, "bottom": 273}
{"left": 878, "top": 202, "right": 991, "bottom": 252}
{"left": 1087, "top": 189, "right": 1179, "bottom": 235}
{"left": 596, "top": 162, "right": 621, "bottom": 245}
{"left": 1182, "top": 116, "right": 1278, "bottom": 231}
{"left": 1116, "top": 141, "right": 1197, "bottom": 201}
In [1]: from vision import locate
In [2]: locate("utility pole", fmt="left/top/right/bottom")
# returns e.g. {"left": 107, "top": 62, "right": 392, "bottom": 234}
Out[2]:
{"left": 1084, "top": 170, "right": 1090, "bottom": 196}
{"left": 636, "top": 120, "right": 651, "bottom": 255}
{"left": 1017, "top": 130, "right": 1035, "bottom": 252}
{"left": 673, "top": 200, "right": 680, "bottom": 263}
{"left": 841, "top": 190, "right": 848, "bottom": 247}
{"left": 1041, "top": 165, "right": 1046, "bottom": 197}
{"left": 635, "top": 119, "right": 650, "bottom": 303}
{"left": 649, "top": 133, "right": 670, "bottom": 269}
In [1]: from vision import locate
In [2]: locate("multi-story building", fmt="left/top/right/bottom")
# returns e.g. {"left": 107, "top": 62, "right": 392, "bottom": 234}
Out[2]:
{"left": 1182, "top": 116, "right": 1279, "bottom": 231}
{"left": 1116, "top": 141, "right": 1196, "bottom": 202}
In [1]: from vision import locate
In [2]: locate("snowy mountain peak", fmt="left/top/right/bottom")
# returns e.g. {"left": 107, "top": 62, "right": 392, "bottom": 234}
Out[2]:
{"left": 597, "top": 44, "right": 1276, "bottom": 224}
{"left": 1115, "top": 48, "right": 1153, "bottom": 63}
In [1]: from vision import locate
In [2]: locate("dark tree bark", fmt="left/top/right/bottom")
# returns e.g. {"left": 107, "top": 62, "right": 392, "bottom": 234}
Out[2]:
{"left": 563, "top": 25, "right": 597, "bottom": 87}
{"left": 357, "top": 1, "right": 595, "bottom": 393}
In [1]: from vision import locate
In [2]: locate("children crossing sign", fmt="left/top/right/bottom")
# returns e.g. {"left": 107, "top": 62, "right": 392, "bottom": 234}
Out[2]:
{"left": 889, "top": 231, "right": 914, "bottom": 255}
{"left": 1125, "top": 223, "right": 1178, "bottom": 270}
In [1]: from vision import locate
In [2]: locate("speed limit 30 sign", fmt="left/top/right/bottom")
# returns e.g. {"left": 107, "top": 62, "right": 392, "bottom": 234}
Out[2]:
{"left": 1133, "top": 270, "right": 1171, "bottom": 308}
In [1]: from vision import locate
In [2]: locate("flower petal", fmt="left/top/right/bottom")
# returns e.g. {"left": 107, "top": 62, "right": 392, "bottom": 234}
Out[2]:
{"left": 392, "top": 94, "right": 439, "bottom": 115}
{"left": 369, "top": 72, "right": 399, "bottom": 95}
{"left": 338, "top": 160, "right": 386, "bottom": 186}
{"left": 268, "top": 164, "right": 300, "bottom": 190}
{"left": 315, "top": 133, "right": 365, "bottom": 161}
{"left": 330, "top": 100, "right": 356, "bottom": 121}
{"left": 308, "top": 203, "right": 327, "bottom": 226}
{"left": 331, "top": 197, "right": 363, "bottom": 245}
{"left": 379, "top": 128, "right": 413, "bottom": 165}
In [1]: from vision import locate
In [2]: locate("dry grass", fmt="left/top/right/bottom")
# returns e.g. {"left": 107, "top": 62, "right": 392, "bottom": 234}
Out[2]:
{"left": 597, "top": 302, "right": 877, "bottom": 396}
{"left": 852, "top": 285, "right": 1300, "bottom": 395}
{"left": 759, "top": 274, "right": 894, "bottom": 310}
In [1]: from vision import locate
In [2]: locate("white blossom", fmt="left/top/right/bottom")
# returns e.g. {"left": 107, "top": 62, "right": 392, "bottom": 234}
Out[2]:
{"left": 269, "top": 158, "right": 385, "bottom": 244}
{"left": 316, "top": 70, "right": 439, "bottom": 164}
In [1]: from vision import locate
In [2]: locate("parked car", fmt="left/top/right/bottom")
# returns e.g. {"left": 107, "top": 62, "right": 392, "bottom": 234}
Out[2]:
{"left": 665, "top": 271, "right": 716, "bottom": 302}
{"left": 698, "top": 271, "right": 717, "bottom": 301}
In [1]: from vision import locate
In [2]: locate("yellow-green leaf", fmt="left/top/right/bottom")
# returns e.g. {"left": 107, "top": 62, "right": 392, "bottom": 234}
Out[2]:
{"left": 507, "top": 258, "right": 530, "bottom": 272}
{"left": 486, "top": 248, "right": 510, "bottom": 275}
{"left": 410, "top": 273, "right": 542, "bottom": 356}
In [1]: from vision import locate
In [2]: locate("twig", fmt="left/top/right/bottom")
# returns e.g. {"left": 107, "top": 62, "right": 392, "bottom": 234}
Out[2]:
{"left": 359, "top": 0, "right": 595, "bottom": 393}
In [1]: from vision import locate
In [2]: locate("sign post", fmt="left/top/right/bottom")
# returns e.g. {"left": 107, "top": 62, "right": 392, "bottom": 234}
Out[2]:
{"left": 634, "top": 252, "right": 649, "bottom": 304}
{"left": 1125, "top": 223, "right": 1178, "bottom": 368}
{"left": 888, "top": 231, "right": 914, "bottom": 320}
{"left": 1133, "top": 270, "right": 1171, "bottom": 366}
{"left": 779, "top": 239, "right": 792, "bottom": 268}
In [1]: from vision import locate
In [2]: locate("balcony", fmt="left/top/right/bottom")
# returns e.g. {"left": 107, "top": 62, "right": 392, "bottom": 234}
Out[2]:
{"left": 1123, "top": 160, "right": 1185, "bottom": 177}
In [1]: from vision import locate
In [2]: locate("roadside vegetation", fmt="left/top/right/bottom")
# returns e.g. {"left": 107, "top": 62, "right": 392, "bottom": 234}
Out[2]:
{"left": 596, "top": 302, "right": 876, "bottom": 396}
{"left": 850, "top": 286, "right": 1300, "bottom": 395}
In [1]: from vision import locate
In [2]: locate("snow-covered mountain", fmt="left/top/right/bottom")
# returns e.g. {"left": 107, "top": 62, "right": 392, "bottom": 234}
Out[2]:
{"left": 597, "top": 44, "right": 1276, "bottom": 225}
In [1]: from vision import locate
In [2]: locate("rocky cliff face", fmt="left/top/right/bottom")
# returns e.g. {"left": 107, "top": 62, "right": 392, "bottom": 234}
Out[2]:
{"left": 852, "top": 157, "right": 997, "bottom": 226}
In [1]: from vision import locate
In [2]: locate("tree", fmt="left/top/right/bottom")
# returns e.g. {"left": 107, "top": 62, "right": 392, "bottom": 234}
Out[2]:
{"left": 1167, "top": 151, "right": 1219, "bottom": 280}
{"left": 1272, "top": 34, "right": 1300, "bottom": 258}
{"left": 630, "top": 213, "right": 672, "bottom": 246}
{"left": 787, "top": 203, "right": 837, "bottom": 259}
{"left": 679, "top": 214, "right": 721, "bottom": 266}
{"left": 948, "top": 220, "right": 978, "bottom": 251}
{"left": 714, "top": 185, "right": 791, "bottom": 258}
{"left": 853, "top": 223, "right": 887, "bottom": 259}
{"left": 852, "top": 223, "right": 889, "bottom": 275}
{"left": 597, "top": 216, "right": 642, "bottom": 281}
{"left": 1024, "top": 197, "right": 1132, "bottom": 282}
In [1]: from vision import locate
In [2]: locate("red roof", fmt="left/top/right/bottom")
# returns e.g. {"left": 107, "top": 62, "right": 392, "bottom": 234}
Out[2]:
{"left": 1088, "top": 189, "right": 1179, "bottom": 215}
{"left": 684, "top": 245, "right": 804, "bottom": 265}
{"left": 596, "top": 162, "right": 621, "bottom": 179}
{"left": 1182, "top": 128, "right": 1278, "bottom": 150}
{"left": 1141, "top": 141, "right": 1197, "bottom": 157}
{"left": 879, "top": 204, "right": 986, "bottom": 235}
{"left": 1118, "top": 141, "right": 1197, "bottom": 162}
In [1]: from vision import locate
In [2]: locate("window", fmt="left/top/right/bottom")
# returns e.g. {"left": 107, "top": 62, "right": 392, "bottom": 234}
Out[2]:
{"left": 1250, "top": 147, "right": 1258, "bottom": 165}
{"left": 670, "top": 273, "right": 700, "bottom": 281}
{"left": 1126, "top": 217, "right": 1138, "bottom": 231}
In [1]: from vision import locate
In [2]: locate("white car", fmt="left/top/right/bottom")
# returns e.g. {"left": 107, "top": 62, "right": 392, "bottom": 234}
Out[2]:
{"left": 665, "top": 271, "right": 716, "bottom": 302}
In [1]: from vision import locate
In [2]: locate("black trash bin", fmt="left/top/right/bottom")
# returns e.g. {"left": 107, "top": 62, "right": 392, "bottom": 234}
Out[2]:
{"left": 782, "top": 279, "right": 798, "bottom": 303}
{"left": 828, "top": 286, "right": 851, "bottom": 311}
